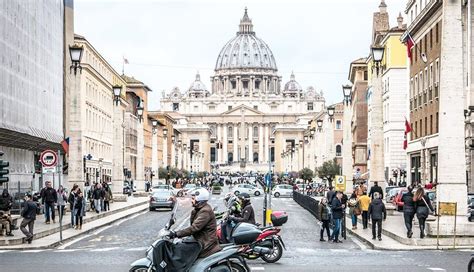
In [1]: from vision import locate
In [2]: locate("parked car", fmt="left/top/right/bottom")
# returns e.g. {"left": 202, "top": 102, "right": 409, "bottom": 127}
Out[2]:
{"left": 232, "top": 184, "right": 263, "bottom": 196}
{"left": 385, "top": 186, "right": 399, "bottom": 195}
{"left": 468, "top": 202, "right": 474, "bottom": 222}
{"left": 151, "top": 184, "right": 181, "bottom": 196}
{"left": 392, "top": 188, "right": 408, "bottom": 211}
{"left": 272, "top": 184, "right": 294, "bottom": 198}
{"left": 385, "top": 187, "right": 403, "bottom": 203}
{"left": 149, "top": 190, "right": 176, "bottom": 211}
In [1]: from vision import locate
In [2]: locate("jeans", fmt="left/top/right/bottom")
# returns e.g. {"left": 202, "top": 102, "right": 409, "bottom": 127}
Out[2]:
{"left": 44, "top": 202, "right": 55, "bottom": 222}
{"left": 418, "top": 217, "right": 427, "bottom": 237}
{"left": 70, "top": 207, "right": 76, "bottom": 227}
{"left": 372, "top": 219, "right": 382, "bottom": 238}
{"left": 103, "top": 201, "right": 110, "bottom": 212}
{"left": 351, "top": 214, "right": 358, "bottom": 227}
{"left": 362, "top": 211, "right": 369, "bottom": 228}
{"left": 94, "top": 199, "right": 101, "bottom": 213}
{"left": 403, "top": 211, "right": 415, "bottom": 234}
{"left": 75, "top": 215, "right": 83, "bottom": 226}
{"left": 20, "top": 218, "right": 35, "bottom": 239}
{"left": 57, "top": 205, "right": 65, "bottom": 221}
{"left": 320, "top": 219, "right": 330, "bottom": 240}
{"left": 332, "top": 218, "right": 342, "bottom": 241}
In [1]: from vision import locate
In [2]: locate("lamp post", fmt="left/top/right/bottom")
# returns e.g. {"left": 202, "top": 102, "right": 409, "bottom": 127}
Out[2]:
{"left": 113, "top": 85, "right": 122, "bottom": 106}
{"left": 136, "top": 99, "right": 144, "bottom": 122}
{"left": 327, "top": 106, "right": 335, "bottom": 122}
{"left": 342, "top": 84, "right": 352, "bottom": 105}
{"left": 316, "top": 119, "right": 323, "bottom": 132}
{"left": 69, "top": 44, "right": 83, "bottom": 75}
{"left": 371, "top": 45, "right": 385, "bottom": 76}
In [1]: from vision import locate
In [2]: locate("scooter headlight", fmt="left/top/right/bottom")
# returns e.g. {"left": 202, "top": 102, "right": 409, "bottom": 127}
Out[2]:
{"left": 146, "top": 246, "right": 153, "bottom": 260}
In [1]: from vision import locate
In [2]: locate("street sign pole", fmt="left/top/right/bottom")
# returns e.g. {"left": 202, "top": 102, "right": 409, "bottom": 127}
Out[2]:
{"left": 57, "top": 149, "right": 63, "bottom": 243}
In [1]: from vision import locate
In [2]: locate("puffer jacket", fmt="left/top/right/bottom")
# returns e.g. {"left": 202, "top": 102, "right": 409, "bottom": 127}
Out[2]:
{"left": 0, "top": 189, "right": 13, "bottom": 211}
{"left": 318, "top": 203, "right": 330, "bottom": 221}
{"left": 402, "top": 191, "right": 415, "bottom": 213}
{"left": 368, "top": 198, "right": 386, "bottom": 220}
{"left": 176, "top": 202, "right": 220, "bottom": 258}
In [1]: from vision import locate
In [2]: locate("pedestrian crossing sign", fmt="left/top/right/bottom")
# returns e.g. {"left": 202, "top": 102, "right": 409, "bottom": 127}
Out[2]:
{"left": 335, "top": 175, "right": 346, "bottom": 192}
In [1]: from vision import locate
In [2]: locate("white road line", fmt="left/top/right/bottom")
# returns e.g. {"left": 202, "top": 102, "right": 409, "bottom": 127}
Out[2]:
{"left": 251, "top": 267, "right": 265, "bottom": 271}
{"left": 427, "top": 268, "right": 446, "bottom": 271}
{"left": 330, "top": 249, "right": 348, "bottom": 253}
{"left": 0, "top": 250, "right": 17, "bottom": 253}
{"left": 90, "top": 247, "right": 120, "bottom": 252}
{"left": 125, "top": 247, "right": 148, "bottom": 252}
{"left": 53, "top": 249, "right": 80, "bottom": 253}
{"left": 19, "top": 249, "right": 47, "bottom": 253}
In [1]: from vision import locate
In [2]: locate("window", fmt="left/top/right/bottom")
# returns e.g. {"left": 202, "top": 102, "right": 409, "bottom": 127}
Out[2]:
{"left": 243, "top": 81, "right": 248, "bottom": 89}
{"left": 436, "top": 23, "right": 439, "bottom": 43}
{"left": 228, "top": 126, "right": 233, "bottom": 138}
{"left": 231, "top": 81, "right": 236, "bottom": 89}
{"left": 209, "top": 105, "right": 215, "bottom": 111}
{"left": 335, "top": 145, "right": 342, "bottom": 157}
{"left": 430, "top": 115, "right": 433, "bottom": 134}
{"left": 194, "top": 105, "right": 198, "bottom": 111}
{"left": 253, "top": 126, "right": 258, "bottom": 138}
{"left": 253, "top": 105, "right": 258, "bottom": 110}
{"left": 420, "top": 119, "right": 423, "bottom": 137}
{"left": 425, "top": 117, "right": 427, "bottom": 137}
{"left": 364, "top": 71, "right": 368, "bottom": 80}
{"left": 271, "top": 105, "right": 277, "bottom": 111}
{"left": 336, "top": 120, "right": 342, "bottom": 130}
{"left": 436, "top": 112, "right": 439, "bottom": 133}
{"left": 172, "top": 103, "right": 179, "bottom": 111}
{"left": 228, "top": 106, "right": 232, "bottom": 111}
{"left": 307, "top": 102, "right": 314, "bottom": 111}
{"left": 288, "top": 105, "right": 293, "bottom": 112}
{"left": 430, "top": 29, "right": 433, "bottom": 49}
{"left": 255, "top": 81, "right": 260, "bottom": 89}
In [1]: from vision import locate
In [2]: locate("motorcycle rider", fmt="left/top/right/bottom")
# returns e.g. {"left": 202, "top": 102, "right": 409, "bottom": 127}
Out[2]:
{"left": 168, "top": 188, "right": 221, "bottom": 258}
{"left": 230, "top": 193, "right": 256, "bottom": 225}
{"left": 224, "top": 192, "right": 241, "bottom": 216}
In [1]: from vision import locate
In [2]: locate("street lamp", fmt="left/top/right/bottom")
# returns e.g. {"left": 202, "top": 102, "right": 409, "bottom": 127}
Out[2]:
{"left": 371, "top": 45, "right": 385, "bottom": 75}
{"left": 113, "top": 85, "right": 122, "bottom": 106}
{"left": 136, "top": 99, "right": 144, "bottom": 122}
{"left": 342, "top": 84, "right": 352, "bottom": 105}
{"left": 163, "top": 128, "right": 168, "bottom": 138}
{"left": 317, "top": 119, "right": 323, "bottom": 131}
{"left": 304, "top": 135, "right": 309, "bottom": 143}
{"left": 69, "top": 44, "right": 83, "bottom": 75}
{"left": 327, "top": 106, "right": 335, "bottom": 122}
{"left": 310, "top": 128, "right": 315, "bottom": 139}
{"left": 171, "top": 135, "right": 175, "bottom": 143}
{"left": 152, "top": 120, "right": 158, "bottom": 134}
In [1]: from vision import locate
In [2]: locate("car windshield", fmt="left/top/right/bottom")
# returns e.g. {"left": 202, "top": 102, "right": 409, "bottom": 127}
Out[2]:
{"left": 153, "top": 191, "right": 171, "bottom": 197}
{"left": 153, "top": 185, "right": 169, "bottom": 189}
{"left": 185, "top": 184, "right": 196, "bottom": 189}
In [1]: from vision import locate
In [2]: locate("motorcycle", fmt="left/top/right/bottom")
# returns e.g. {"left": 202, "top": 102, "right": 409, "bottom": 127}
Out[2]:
{"left": 216, "top": 210, "right": 287, "bottom": 263}
{"left": 130, "top": 205, "right": 250, "bottom": 272}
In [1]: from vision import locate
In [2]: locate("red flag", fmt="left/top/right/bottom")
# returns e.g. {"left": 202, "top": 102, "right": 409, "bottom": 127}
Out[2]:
{"left": 403, "top": 119, "right": 412, "bottom": 150}
{"left": 61, "top": 137, "right": 69, "bottom": 154}
{"left": 403, "top": 33, "right": 415, "bottom": 63}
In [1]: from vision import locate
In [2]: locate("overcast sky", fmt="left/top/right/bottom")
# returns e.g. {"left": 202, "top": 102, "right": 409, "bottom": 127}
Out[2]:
{"left": 75, "top": 0, "right": 407, "bottom": 109}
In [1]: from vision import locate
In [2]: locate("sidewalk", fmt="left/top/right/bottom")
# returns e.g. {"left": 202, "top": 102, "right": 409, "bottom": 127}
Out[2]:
{"left": 346, "top": 208, "right": 474, "bottom": 250}
{"left": 0, "top": 196, "right": 149, "bottom": 250}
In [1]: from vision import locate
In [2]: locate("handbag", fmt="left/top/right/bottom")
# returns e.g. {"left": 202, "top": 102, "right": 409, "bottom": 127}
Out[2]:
{"left": 421, "top": 195, "right": 434, "bottom": 214}
{"left": 353, "top": 207, "right": 361, "bottom": 216}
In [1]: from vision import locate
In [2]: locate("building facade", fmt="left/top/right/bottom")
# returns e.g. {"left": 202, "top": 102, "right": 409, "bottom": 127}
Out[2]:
{"left": 160, "top": 9, "right": 326, "bottom": 174}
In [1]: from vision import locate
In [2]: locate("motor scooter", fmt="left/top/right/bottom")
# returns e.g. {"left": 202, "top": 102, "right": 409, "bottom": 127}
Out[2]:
{"left": 130, "top": 205, "right": 250, "bottom": 272}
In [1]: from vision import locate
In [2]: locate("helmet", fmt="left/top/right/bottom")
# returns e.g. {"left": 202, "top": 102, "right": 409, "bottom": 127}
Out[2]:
{"left": 238, "top": 193, "right": 251, "bottom": 201}
{"left": 192, "top": 188, "right": 210, "bottom": 202}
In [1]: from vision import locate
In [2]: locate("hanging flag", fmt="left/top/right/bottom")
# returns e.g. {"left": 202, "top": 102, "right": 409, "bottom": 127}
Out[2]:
{"left": 123, "top": 56, "right": 129, "bottom": 64}
{"left": 403, "top": 118, "right": 412, "bottom": 150}
{"left": 61, "top": 137, "right": 70, "bottom": 154}
{"left": 402, "top": 33, "right": 415, "bottom": 63}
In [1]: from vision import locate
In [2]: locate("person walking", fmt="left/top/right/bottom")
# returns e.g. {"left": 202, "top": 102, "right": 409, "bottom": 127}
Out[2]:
{"left": 318, "top": 197, "right": 331, "bottom": 242}
{"left": 56, "top": 185, "right": 67, "bottom": 222}
{"left": 368, "top": 192, "right": 386, "bottom": 241}
{"left": 330, "top": 191, "right": 344, "bottom": 243}
{"left": 74, "top": 190, "right": 86, "bottom": 230}
{"left": 92, "top": 183, "right": 104, "bottom": 213}
{"left": 368, "top": 181, "right": 384, "bottom": 200}
{"left": 413, "top": 187, "right": 434, "bottom": 239}
{"left": 402, "top": 185, "right": 416, "bottom": 238}
{"left": 348, "top": 193, "right": 360, "bottom": 230}
{"left": 358, "top": 192, "right": 371, "bottom": 229}
{"left": 40, "top": 181, "right": 58, "bottom": 224}
{"left": 326, "top": 186, "right": 336, "bottom": 203}
{"left": 20, "top": 193, "right": 37, "bottom": 244}
{"left": 103, "top": 183, "right": 112, "bottom": 212}
{"left": 67, "top": 184, "right": 78, "bottom": 228}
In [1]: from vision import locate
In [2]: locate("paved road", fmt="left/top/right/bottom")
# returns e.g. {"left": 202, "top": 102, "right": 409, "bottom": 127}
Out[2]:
{"left": 0, "top": 186, "right": 472, "bottom": 272}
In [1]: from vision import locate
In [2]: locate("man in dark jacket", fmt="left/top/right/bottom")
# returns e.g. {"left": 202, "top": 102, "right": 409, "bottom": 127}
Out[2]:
{"left": 40, "top": 181, "right": 57, "bottom": 224}
{"left": 20, "top": 193, "right": 37, "bottom": 244}
{"left": 368, "top": 192, "right": 386, "bottom": 241}
{"left": 331, "top": 191, "right": 344, "bottom": 243}
{"left": 368, "top": 181, "right": 384, "bottom": 200}
{"left": 401, "top": 186, "right": 415, "bottom": 238}
{"left": 326, "top": 186, "right": 336, "bottom": 203}
{"left": 231, "top": 193, "right": 256, "bottom": 225}
{"left": 0, "top": 189, "right": 15, "bottom": 234}
{"left": 68, "top": 184, "right": 78, "bottom": 228}
{"left": 172, "top": 188, "right": 220, "bottom": 258}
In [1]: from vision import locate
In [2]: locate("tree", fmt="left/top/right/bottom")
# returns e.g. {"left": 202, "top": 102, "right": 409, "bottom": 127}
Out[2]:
{"left": 316, "top": 158, "right": 341, "bottom": 186}
{"left": 299, "top": 168, "right": 314, "bottom": 182}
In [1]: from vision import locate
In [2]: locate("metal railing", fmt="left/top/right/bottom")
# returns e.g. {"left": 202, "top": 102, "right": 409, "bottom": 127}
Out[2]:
{"left": 293, "top": 191, "right": 320, "bottom": 220}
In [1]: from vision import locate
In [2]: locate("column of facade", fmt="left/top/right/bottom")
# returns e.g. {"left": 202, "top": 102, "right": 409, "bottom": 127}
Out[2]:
{"left": 222, "top": 124, "right": 228, "bottom": 164}
{"left": 263, "top": 77, "right": 267, "bottom": 94}
{"left": 250, "top": 76, "right": 254, "bottom": 97}
{"left": 217, "top": 124, "right": 222, "bottom": 163}
{"left": 151, "top": 130, "right": 158, "bottom": 187}
{"left": 233, "top": 124, "right": 238, "bottom": 162}
{"left": 369, "top": 72, "right": 385, "bottom": 185}
{"left": 136, "top": 121, "right": 145, "bottom": 191}
{"left": 171, "top": 139, "right": 176, "bottom": 168}
{"left": 258, "top": 125, "right": 264, "bottom": 163}
{"left": 342, "top": 102, "right": 353, "bottom": 190}
{"left": 298, "top": 142, "right": 303, "bottom": 171}
{"left": 236, "top": 76, "right": 241, "bottom": 95}
{"left": 163, "top": 136, "right": 168, "bottom": 168}
{"left": 248, "top": 124, "right": 253, "bottom": 163}
{"left": 264, "top": 124, "right": 269, "bottom": 163}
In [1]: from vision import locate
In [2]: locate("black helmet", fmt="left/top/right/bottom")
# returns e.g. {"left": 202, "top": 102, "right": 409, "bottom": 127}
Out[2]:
{"left": 238, "top": 193, "right": 250, "bottom": 201}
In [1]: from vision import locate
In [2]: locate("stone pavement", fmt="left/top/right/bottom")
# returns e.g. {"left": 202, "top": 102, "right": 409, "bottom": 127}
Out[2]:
{"left": 345, "top": 208, "right": 474, "bottom": 250}
{"left": 0, "top": 196, "right": 149, "bottom": 250}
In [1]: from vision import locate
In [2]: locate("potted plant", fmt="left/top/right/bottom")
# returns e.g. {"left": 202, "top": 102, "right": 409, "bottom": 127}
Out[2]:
{"left": 212, "top": 184, "right": 222, "bottom": 195}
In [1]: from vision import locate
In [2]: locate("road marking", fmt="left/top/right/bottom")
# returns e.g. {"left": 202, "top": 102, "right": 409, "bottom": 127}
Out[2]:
{"left": 427, "top": 268, "right": 446, "bottom": 271}
{"left": 349, "top": 234, "right": 368, "bottom": 251}
{"left": 251, "top": 267, "right": 265, "bottom": 271}
{"left": 330, "top": 249, "right": 348, "bottom": 253}
{"left": 125, "top": 247, "right": 148, "bottom": 251}
{"left": 53, "top": 249, "right": 79, "bottom": 253}
{"left": 20, "top": 249, "right": 47, "bottom": 253}
{"left": 90, "top": 247, "right": 120, "bottom": 252}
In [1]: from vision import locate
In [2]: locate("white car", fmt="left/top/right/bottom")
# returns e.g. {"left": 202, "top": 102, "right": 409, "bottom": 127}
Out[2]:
{"left": 232, "top": 184, "right": 263, "bottom": 196}
{"left": 272, "top": 184, "right": 294, "bottom": 198}
{"left": 151, "top": 184, "right": 180, "bottom": 196}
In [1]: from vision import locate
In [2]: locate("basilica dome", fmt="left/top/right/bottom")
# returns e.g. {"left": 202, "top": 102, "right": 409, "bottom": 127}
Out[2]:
{"left": 283, "top": 72, "right": 303, "bottom": 95}
{"left": 215, "top": 8, "right": 277, "bottom": 72}
{"left": 188, "top": 72, "right": 209, "bottom": 97}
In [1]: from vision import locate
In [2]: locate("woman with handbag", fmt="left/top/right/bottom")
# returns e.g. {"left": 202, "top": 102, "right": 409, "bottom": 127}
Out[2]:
{"left": 318, "top": 197, "right": 331, "bottom": 242}
{"left": 348, "top": 193, "right": 360, "bottom": 230}
{"left": 413, "top": 187, "right": 434, "bottom": 239}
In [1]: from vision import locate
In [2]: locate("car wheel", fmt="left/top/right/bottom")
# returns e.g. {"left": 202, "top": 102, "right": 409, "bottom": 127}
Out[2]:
{"left": 469, "top": 216, "right": 473, "bottom": 222}
{"left": 149, "top": 207, "right": 155, "bottom": 212}
{"left": 274, "top": 192, "right": 280, "bottom": 198}
{"left": 234, "top": 191, "right": 240, "bottom": 196}
{"left": 254, "top": 191, "right": 261, "bottom": 196}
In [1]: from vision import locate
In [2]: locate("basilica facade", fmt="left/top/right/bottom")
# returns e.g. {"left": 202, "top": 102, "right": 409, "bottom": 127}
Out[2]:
{"left": 160, "top": 9, "right": 326, "bottom": 173}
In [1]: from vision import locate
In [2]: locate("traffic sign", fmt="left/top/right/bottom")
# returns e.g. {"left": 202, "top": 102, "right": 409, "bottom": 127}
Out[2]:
{"left": 40, "top": 150, "right": 58, "bottom": 167}
{"left": 335, "top": 175, "right": 346, "bottom": 192}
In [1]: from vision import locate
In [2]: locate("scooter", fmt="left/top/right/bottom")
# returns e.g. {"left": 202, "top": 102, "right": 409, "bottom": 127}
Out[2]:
{"left": 130, "top": 205, "right": 250, "bottom": 272}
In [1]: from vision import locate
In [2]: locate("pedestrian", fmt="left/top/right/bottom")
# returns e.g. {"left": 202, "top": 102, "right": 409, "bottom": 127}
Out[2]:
{"left": 330, "top": 191, "right": 344, "bottom": 243}
{"left": 74, "top": 190, "right": 86, "bottom": 230}
{"left": 0, "top": 211, "right": 13, "bottom": 236}
{"left": 56, "top": 185, "right": 67, "bottom": 222}
{"left": 368, "top": 181, "right": 384, "bottom": 200}
{"left": 402, "top": 185, "right": 416, "bottom": 238}
{"left": 326, "top": 186, "right": 336, "bottom": 203}
{"left": 68, "top": 184, "right": 78, "bottom": 228}
{"left": 40, "top": 181, "right": 58, "bottom": 224}
{"left": 318, "top": 197, "right": 331, "bottom": 242}
{"left": 413, "top": 187, "right": 434, "bottom": 239}
{"left": 92, "top": 183, "right": 104, "bottom": 213}
{"left": 358, "top": 192, "right": 371, "bottom": 229}
{"left": 0, "top": 189, "right": 15, "bottom": 233}
{"left": 103, "top": 183, "right": 112, "bottom": 212}
{"left": 368, "top": 192, "right": 386, "bottom": 241}
{"left": 348, "top": 192, "right": 360, "bottom": 230}
{"left": 20, "top": 193, "right": 37, "bottom": 244}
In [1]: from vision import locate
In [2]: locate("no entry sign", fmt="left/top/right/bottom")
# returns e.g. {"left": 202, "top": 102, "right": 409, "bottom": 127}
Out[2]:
{"left": 40, "top": 150, "right": 58, "bottom": 167}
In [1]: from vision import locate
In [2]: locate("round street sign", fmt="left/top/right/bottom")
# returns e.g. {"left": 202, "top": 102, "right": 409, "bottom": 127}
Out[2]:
{"left": 40, "top": 150, "right": 58, "bottom": 167}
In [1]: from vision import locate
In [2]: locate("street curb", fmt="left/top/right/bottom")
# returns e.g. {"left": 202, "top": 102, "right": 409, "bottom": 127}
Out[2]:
{"left": 0, "top": 203, "right": 149, "bottom": 250}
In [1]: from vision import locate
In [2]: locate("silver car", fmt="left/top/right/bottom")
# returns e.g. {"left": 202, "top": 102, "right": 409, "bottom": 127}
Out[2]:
{"left": 149, "top": 190, "right": 176, "bottom": 211}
